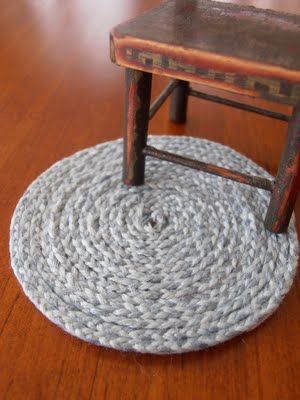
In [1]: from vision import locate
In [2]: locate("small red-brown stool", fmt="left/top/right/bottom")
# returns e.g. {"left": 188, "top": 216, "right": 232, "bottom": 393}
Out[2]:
{"left": 110, "top": 0, "right": 300, "bottom": 233}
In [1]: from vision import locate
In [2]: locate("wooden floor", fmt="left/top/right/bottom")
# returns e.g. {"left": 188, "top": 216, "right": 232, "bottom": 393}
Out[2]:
{"left": 0, "top": 1, "right": 299, "bottom": 399}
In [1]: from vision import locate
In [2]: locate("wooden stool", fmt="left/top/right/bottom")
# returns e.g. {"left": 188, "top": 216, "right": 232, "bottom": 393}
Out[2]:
{"left": 110, "top": 0, "right": 300, "bottom": 233}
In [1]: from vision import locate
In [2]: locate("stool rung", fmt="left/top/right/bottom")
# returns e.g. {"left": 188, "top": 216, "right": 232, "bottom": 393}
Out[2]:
{"left": 189, "top": 89, "right": 290, "bottom": 121}
{"left": 143, "top": 145, "right": 274, "bottom": 191}
{"left": 149, "top": 80, "right": 179, "bottom": 119}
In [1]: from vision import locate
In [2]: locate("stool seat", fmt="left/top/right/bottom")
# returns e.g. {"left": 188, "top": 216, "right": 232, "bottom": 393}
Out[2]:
{"left": 111, "top": 0, "right": 300, "bottom": 105}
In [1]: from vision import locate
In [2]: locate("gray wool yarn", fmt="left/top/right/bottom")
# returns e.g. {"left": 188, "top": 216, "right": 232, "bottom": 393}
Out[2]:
{"left": 10, "top": 135, "right": 299, "bottom": 354}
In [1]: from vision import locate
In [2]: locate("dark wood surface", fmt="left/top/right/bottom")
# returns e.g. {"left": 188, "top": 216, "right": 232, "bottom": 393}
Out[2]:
{"left": 265, "top": 105, "right": 300, "bottom": 232}
{"left": 1, "top": 1, "right": 300, "bottom": 399}
{"left": 111, "top": 0, "right": 300, "bottom": 105}
{"left": 143, "top": 145, "right": 275, "bottom": 191}
{"left": 113, "top": 0, "right": 300, "bottom": 72}
{"left": 124, "top": 68, "right": 152, "bottom": 185}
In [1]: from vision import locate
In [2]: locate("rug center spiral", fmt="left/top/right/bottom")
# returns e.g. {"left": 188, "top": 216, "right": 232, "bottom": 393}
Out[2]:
{"left": 141, "top": 207, "right": 169, "bottom": 233}
{"left": 9, "top": 136, "right": 298, "bottom": 354}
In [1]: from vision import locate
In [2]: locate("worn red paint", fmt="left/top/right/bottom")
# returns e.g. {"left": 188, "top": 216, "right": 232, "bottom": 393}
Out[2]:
{"left": 265, "top": 108, "right": 300, "bottom": 232}
{"left": 123, "top": 69, "right": 152, "bottom": 186}
{"left": 143, "top": 145, "right": 274, "bottom": 191}
{"left": 125, "top": 75, "right": 138, "bottom": 180}
{"left": 111, "top": 39, "right": 300, "bottom": 106}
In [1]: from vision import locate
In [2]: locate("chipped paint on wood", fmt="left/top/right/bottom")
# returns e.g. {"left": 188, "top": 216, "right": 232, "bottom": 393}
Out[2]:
{"left": 265, "top": 105, "right": 300, "bottom": 232}
{"left": 123, "top": 69, "right": 152, "bottom": 185}
{"left": 115, "top": 46, "right": 300, "bottom": 105}
{"left": 143, "top": 145, "right": 274, "bottom": 192}
{"left": 110, "top": 0, "right": 300, "bottom": 105}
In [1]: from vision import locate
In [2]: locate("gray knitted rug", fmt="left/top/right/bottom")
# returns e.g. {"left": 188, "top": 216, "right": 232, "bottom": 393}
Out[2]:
{"left": 10, "top": 136, "right": 298, "bottom": 354}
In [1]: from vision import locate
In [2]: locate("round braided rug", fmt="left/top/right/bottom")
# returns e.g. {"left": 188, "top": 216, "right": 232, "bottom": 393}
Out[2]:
{"left": 10, "top": 135, "right": 298, "bottom": 354}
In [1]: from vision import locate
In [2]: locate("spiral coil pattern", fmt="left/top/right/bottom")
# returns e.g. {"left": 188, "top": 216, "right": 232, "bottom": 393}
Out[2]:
{"left": 10, "top": 136, "right": 298, "bottom": 353}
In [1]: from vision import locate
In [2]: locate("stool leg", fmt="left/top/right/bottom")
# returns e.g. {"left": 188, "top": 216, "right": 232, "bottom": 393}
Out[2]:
{"left": 169, "top": 80, "right": 189, "bottom": 123}
{"left": 265, "top": 105, "right": 300, "bottom": 233}
{"left": 123, "top": 68, "right": 152, "bottom": 186}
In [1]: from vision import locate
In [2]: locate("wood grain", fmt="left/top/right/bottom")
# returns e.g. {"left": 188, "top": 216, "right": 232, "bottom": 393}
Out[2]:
{"left": 114, "top": 0, "right": 300, "bottom": 72}
{"left": 123, "top": 68, "right": 152, "bottom": 185}
{"left": 0, "top": 1, "right": 299, "bottom": 399}
{"left": 143, "top": 145, "right": 274, "bottom": 191}
{"left": 265, "top": 105, "right": 300, "bottom": 232}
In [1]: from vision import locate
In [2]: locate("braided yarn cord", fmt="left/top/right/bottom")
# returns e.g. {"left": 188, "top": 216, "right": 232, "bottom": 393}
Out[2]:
{"left": 10, "top": 136, "right": 298, "bottom": 353}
